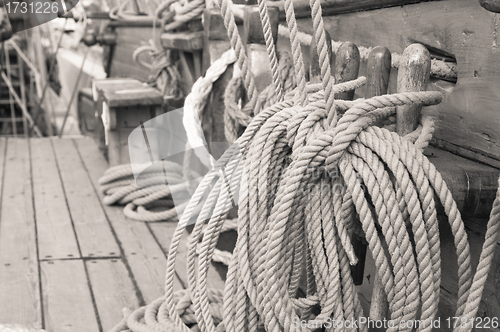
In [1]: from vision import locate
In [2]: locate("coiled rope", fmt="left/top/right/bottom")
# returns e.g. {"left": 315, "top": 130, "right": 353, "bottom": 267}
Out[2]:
{"left": 108, "top": 0, "right": 499, "bottom": 328}
{"left": 99, "top": 162, "right": 195, "bottom": 222}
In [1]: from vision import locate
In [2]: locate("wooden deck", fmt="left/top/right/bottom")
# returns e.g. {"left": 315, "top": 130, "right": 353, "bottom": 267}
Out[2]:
{"left": 0, "top": 137, "right": 227, "bottom": 331}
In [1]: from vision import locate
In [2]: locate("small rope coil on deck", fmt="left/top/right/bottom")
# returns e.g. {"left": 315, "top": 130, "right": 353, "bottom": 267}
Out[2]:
{"left": 98, "top": 162, "right": 195, "bottom": 222}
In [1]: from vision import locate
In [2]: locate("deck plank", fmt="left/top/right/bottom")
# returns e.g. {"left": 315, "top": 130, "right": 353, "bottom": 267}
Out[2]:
{"left": 149, "top": 222, "right": 227, "bottom": 291}
{"left": 0, "top": 138, "right": 41, "bottom": 328}
{"left": 74, "top": 137, "right": 183, "bottom": 303}
{"left": 52, "top": 138, "right": 120, "bottom": 258}
{"left": 40, "top": 259, "right": 99, "bottom": 332}
{"left": 0, "top": 139, "right": 42, "bottom": 328}
{"left": 86, "top": 258, "right": 140, "bottom": 332}
{"left": 31, "top": 139, "right": 80, "bottom": 260}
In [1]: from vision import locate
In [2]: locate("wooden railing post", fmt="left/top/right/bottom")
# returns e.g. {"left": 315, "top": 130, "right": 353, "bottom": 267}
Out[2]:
{"left": 202, "top": 9, "right": 234, "bottom": 159}
{"left": 365, "top": 46, "right": 392, "bottom": 323}
{"left": 309, "top": 30, "right": 334, "bottom": 84}
{"left": 335, "top": 41, "right": 360, "bottom": 100}
{"left": 396, "top": 43, "right": 431, "bottom": 136}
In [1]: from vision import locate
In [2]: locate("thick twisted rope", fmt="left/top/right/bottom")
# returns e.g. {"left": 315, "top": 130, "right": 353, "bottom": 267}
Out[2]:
{"left": 107, "top": 0, "right": 498, "bottom": 326}
{"left": 216, "top": 0, "right": 259, "bottom": 112}
{"left": 109, "top": 75, "right": 499, "bottom": 332}
{"left": 98, "top": 162, "right": 193, "bottom": 222}
{"left": 255, "top": 0, "right": 283, "bottom": 102}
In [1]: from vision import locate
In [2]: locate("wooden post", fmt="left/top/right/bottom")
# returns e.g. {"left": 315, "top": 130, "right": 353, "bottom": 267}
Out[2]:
{"left": 366, "top": 46, "right": 392, "bottom": 98}
{"left": 202, "top": 9, "right": 231, "bottom": 73}
{"left": 243, "top": 1, "right": 280, "bottom": 94}
{"left": 396, "top": 43, "right": 431, "bottom": 136}
{"left": 202, "top": 9, "right": 234, "bottom": 159}
{"left": 351, "top": 46, "right": 391, "bottom": 287}
{"left": 334, "top": 41, "right": 360, "bottom": 100}
{"left": 365, "top": 46, "right": 392, "bottom": 322}
{"left": 368, "top": 42, "right": 431, "bottom": 324}
{"left": 309, "top": 30, "right": 334, "bottom": 84}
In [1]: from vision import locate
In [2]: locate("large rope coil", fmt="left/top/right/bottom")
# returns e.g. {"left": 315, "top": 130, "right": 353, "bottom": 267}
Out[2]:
{"left": 107, "top": 0, "right": 500, "bottom": 326}
{"left": 110, "top": 71, "right": 500, "bottom": 331}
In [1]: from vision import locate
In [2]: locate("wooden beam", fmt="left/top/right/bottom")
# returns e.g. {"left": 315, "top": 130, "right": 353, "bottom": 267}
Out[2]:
{"left": 280, "top": 0, "right": 432, "bottom": 19}
{"left": 244, "top": 4, "right": 280, "bottom": 94}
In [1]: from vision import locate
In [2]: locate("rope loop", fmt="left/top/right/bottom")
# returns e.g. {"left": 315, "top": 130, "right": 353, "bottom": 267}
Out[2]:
{"left": 105, "top": 0, "right": 500, "bottom": 325}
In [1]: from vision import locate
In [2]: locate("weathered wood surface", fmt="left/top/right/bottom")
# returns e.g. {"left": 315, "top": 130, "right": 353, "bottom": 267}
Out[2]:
{"left": 396, "top": 43, "right": 431, "bottom": 135}
{"left": 52, "top": 139, "right": 120, "bottom": 258}
{"left": 294, "top": 0, "right": 500, "bottom": 164}
{"left": 86, "top": 259, "right": 141, "bottom": 331}
{"left": 280, "top": 0, "right": 431, "bottom": 19}
{"left": 109, "top": 26, "right": 159, "bottom": 81}
{"left": 334, "top": 42, "right": 360, "bottom": 100}
{"left": 203, "top": 10, "right": 234, "bottom": 159}
{"left": 31, "top": 139, "right": 80, "bottom": 260}
{"left": 202, "top": 9, "right": 231, "bottom": 73}
{"left": 93, "top": 78, "right": 164, "bottom": 107}
{"left": 161, "top": 31, "right": 205, "bottom": 51}
{"left": 75, "top": 137, "right": 185, "bottom": 302}
{"left": 428, "top": 147, "right": 500, "bottom": 218}
{"left": 0, "top": 137, "right": 198, "bottom": 330}
{"left": 365, "top": 46, "right": 392, "bottom": 97}
{"left": 41, "top": 260, "right": 99, "bottom": 332}
{"left": 0, "top": 139, "right": 41, "bottom": 329}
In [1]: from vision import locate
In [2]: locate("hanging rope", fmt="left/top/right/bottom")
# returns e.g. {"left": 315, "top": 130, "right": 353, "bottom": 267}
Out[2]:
{"left": 106, "top": 0, "right": 499, "bottom": 328}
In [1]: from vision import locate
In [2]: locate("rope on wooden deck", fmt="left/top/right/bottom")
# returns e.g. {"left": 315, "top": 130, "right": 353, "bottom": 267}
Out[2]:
{"left": 99, "top": 162, "right": 193, "bottom": 222}
{"left": 107, "top": 84, "right": 500, "bottom": 332}
{"left": 108, "top": 0, "right": 497, "bottom": 330}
